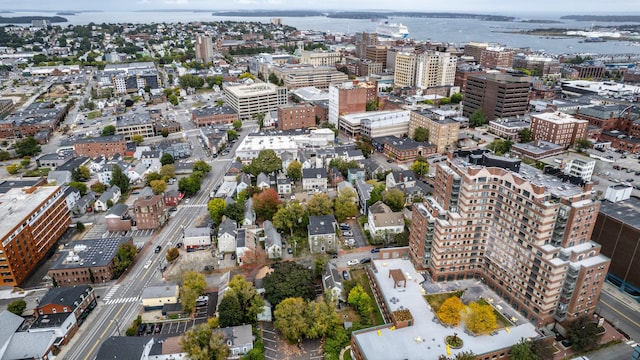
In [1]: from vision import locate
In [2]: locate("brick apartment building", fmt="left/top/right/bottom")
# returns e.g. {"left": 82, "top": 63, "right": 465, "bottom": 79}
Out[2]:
{"left": 74, "top": 135, "right": 127, "bottom": 159}
{"left": 463, "top": 42, "right": 515, "bottom": 69}
{"left": 408, "top": 110, "right": 460, "bottom": 153}
{"left": 372, "top": 135, "right": 436, "bottom": 162}
{"left": 409, "top": 153, "right": 610, "bottom": 327}
{"left": 530, "top": 112, "right": 588, "bottom": 147}
{"left": 36, "top": 285, "right": 97, "bottom": 320}
{"left": 133, "top": 195, "right": 168, "bottom": 230}
{"left": 0, "top": 185, "right": 71, "bottom": 286}
{"left": 191, "top": 105, "right": 238, "bottom": 127}
{"left": 328, "top": 81, "right": 378, "bottom": 126}
{"left": 277, "top": 103, "right": 316, "bottom": 130}
{"left": 463, "top": 73, "right": 531, "bottom": 121}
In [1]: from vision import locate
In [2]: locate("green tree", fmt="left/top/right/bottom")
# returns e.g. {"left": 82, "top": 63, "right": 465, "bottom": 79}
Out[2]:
{"left": 305, "top": 298, "right": 340, "bottom": 340}
{"left": 232, "top": 120, "right": 242, "bottom": 130}
{"left": 178, "top": 74, "right": 205, "bottom": 89}
{"left": 69, "top": 181, "right": 88, "bottom": 196}
{"left": 486, "top": 139, "right": 513, "bottom": 156}
{"left": 413, "top": 127, "right": 430, "bottom": 142}
{"left": 365, "top": 99, "right": 379, "bottom": 111}
{"left": 518, "top": 128, "right": 532, "bottom": 143}
{"left": 383, "top": 188, "right": 405, "bottom": 211}
{"left": 161, "top": 153, "right": 175, "bottom": 165}
{"left": 347, "top": 284, "right": 372, "bottom": 317}
{"left": 451, "top": 93, "right": 463, "bottom": 104}
{"left": 334, "top": 188, "right": 357, "bottom": 222}
{"left": 355, "top": 138, "right": 374, "bottom": 158}
{"left": 145, "top": 171, "right": 162, "bottom": 185}
{"left": 20, "top": 156, "right": 31, "bottom": 167}
{"left": 110, "top": 165, "right": 130, "bottom": 193}
{"left": 437, "top": 296, "right": 463, "bottom": 326}
{"left": 101, "top": 125, "right": 116, "bottom": 136}
{"left": 6, "top": 163, "right": 21, "bottom": 174}
{"left": 178, "top": 175, "right": 201, "bottom": 196}
{"left": 244, "top": 149, "right": 282, "bottom": 176}
{"left": 566, "top": 316, "right": 602, "bottom": 351}
{"left": 226, "top": 274, "right": 265, "bottom": 325}
{"left": 180, "top": 323, "right": 229, "bottom": 360}
{"left": 193, "top": 160, "right": 212, "bottom": 173}
{"left": 208, "top": 198, "right": 227, "bottom": 223}
{"left": 218, "top": 294, "right": 243, "bottom": 328}
{"left": 307, "top": 193, "right": 333, "bottom": 216}
{"left": 13, "top": 137, "right": 41, "bottom": 157}
{"left": 112, "top": 243, "right": 137, "bottom": 277}
{"left": 469, "top": 109, "right": 487, "bottom": 128}
{"left": 252, "top": 188, "right": 281, "bottom": 221}
{"left": 168, "top": 93, "right": 179, "bottom": 106}
{"left": 286, "top": 160, "right": 302, "bottom": 182}
{"left": 7, "top": 299, "right": 26, "bottom": 315}
{"left": 150, "top": 179, "right": 167, "bottom": 194}
{"left": 0, "top": 150, "right": 10, "bottom": 161}
{"left": 411, "top": 159, "right": 429, "bottom": 178}
{"left": 510, "top": 338, "right": 536, "bottom": 360}
{"left": 76, "top": 221, "right": 85, "bottom": 232}
{"left": 216, "top": 99, "right": 225, "bottom": 107}
{"left": 367, "top": 181, "right": 386, "bottom": 206}
{"left": 180, "top": 271, "right": 208, "bottom": 313}
{"left": 274, "top": 297, "right": 307, "bottom": 343}
{"left": 91, "top": 182, "right": 107, "bottom": 193}
{"left": 160, "top": 164, "right": 176, "bottom": 180}
{"left": 166, "top": 247, "right": 179, "bottom": 262}
{"left": 466, "top": 301, "right": 497, "bottom": 334}
{"left": 273, "top": 200, "right": 308, "bottom": 237}
{"left": 226, "top": 129, "right": 238, "bottom": 141}
{"left": 575, "top": 138, "right": 591, "bottom": 151}
{"left": 224, "top": 201, "right": 245, "bottom": 223}
{"left": 132, "top": 134, "right": 144, "bottom": 145}
{"left": 88, "top": 267, "right": 95, "bottom": 283}
{"left": 263, "top": 261, "right": 315, "bottom": 306}
{"left": 161, "top": 128, "right": 170, "bottom": 137}
{"left": 329, "top": 158, "right": 361, "bottom": 178}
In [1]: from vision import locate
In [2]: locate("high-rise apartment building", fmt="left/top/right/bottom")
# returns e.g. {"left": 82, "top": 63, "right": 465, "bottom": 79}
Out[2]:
{"left": 393, "top": 52, "right": 418, "bottom": 88}
{"left": 408, "top": 110, "right": 460, "bottom": 153}
{"left": 394, "top": 51, "right": 457, "bottom": 89}
{"left": 0, "top": 185, "right": 72, "bottom": 286}
{"left": 195, "top": 34, "right": 214, "bottom": 62}
{"left": 530, "top": 112, "right": 589, "bottom": 147}
{"left": 328, "top": 81, "right": 378, "bottom": 126}
{"left": 224, "top": 83, "right": 288, "bottom": 120}
{"left": 409, "top": 153, "right": 610, "bottom": 327}
{"left": 463, "top": 73, "right": 531, "bottom": 121}
{"left": 464, "top": 42, "right": 515, "bottom": 69}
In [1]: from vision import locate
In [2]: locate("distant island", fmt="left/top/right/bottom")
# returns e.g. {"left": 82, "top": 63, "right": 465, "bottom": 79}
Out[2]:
{"left": 561, "top": 15, "right": 640, "bottom": 22}
{"left": 211, "top": 10, "right": 514, "bottom": 21}
{"left": 519, "top": 19, "right": 563, "bottom": 24}
{"left": 0, "top": 15, "right": 67, "bottom": 24}
{"left": 56, "top": 12, "right": 76, "bottom": 16}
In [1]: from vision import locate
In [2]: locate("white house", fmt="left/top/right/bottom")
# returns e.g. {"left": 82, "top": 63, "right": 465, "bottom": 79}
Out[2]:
{"left": 262, "top": 220, "right": 282, "bottom": 259}
{"left": 63, "top": 186, "right": 82, "bottom": 213}
{"left": 218, "top": 218, "right": 237, "bottom": 253}
{"left": 256, "top": 173, "right": 270, "bottom": 190}
{"left": 302, "top": 168, "right": 328, "bottom": 191}
{"left": 322, "top": 262, "right": 345, "bottom": 303}
{"left": 184, "top": 227, "right": 212, "bottom": 250}
{"left": 367, "top": 201, "right": 404, "bottom": 239}
{"left": 93, "top": 185, "right": 121, "bottom": 212}
{"left": 277, "top": 177, "right": 292, "bottom": 195}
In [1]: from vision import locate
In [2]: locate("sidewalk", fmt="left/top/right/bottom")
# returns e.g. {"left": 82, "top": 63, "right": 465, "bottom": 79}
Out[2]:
{"left": 602, "top": 282, "right": 640, "bottom": 312}
{"left": 553, "top": 320, "right": 626, "bottom": 360}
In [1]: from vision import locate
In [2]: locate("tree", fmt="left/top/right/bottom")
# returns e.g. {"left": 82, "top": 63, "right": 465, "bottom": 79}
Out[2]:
{"left": 348, "top": 284, "right": 372, "bottom": 317}
{"left": 20, "top": 156, "right": 31, "bottom": 167}
{"left": 88, "top": 267, "right": 95, "bottom": 283}
{"left": 160, "top": 164, "right": 176, "bottom": 180}
{"left": 510, "top": 338, "right": 536, "bottom": 360}
{"left": 110, "top": 165, "right": 130, "bottom": 193}
{"left": 383, "top": 188, "right": 405, "bottom": 211}
{"left": 307, "top": 193, "right": 333, "bottom": 216}
{"left": 366, "top": 99, "right": 379, "bottom": 111}
{"left": 437, "top": 296, "right": 463, "bottom": 326}
{"left": 274, "top": 297, "right": 307, "bottom": 343}
{"left": 180, "top": 323, "right": 229, "bottom": 360}
{"left": 13, "top": 137, "right": 41, "bottom": 157}
{"left": 263, "top": 261, "right": 315, "bottom": 306}
{"left": 208, "top": 198, "right": 227, "bottom": 223}
{"left": 451, "top": 93, "right": 463, "bottom": 104}
{"left": 112, "top": 243, "right": 137, "bottom": 277}
{"left": 334, "top": 189, "right": 357, "bottom": 222}
{"left": 226, "top": 129, "right": 238, "bottom": 141}
{"left": 218, "top": 294, "right": 243, "bottom": 328}
{"left": 160, "top": 153, "right": 175, "bottom": 165}
{"left": 329, "top": 158, "right": 361, "bottom": 178}
{"left": 91, "top": 181, "right": 107, "bottom": 193}
{"left": 166, "top": 247, "right": 179, "bottom": 262}
{"left": 355, "top": 138, "right": 374, "bottom": 158}
{"left": 193, "top": 160, "right": 212, "bottom": 174}
{"left": 518, "top": 128, "right": 532, "bottom": 143}
{"left": 145, "top": 171, "right": 162, "bottom": 185}
{"left": 411, "top": 159, "right": 429, "bottom": 178}
{"left": 7, "top": 299, "right": 26, "bottom": 315}
{"left": 566, "top": 316, "right": 602, "bottom": 351}
{"left": 180, "top": 271, "right": 207, "bottom": 312}
{"left": 0, "top": 150, "right": 10, "bottom": 161}
{"left": 273, "top": 201, "right": 308, "bottom": 237}
{"left": 305, "top": 298, "right": 340, "bottom": 340}
{"left": 252, "top": 188, "right": 281, "bottom": 221}
{"left": 150, "top": 179, "right": 167, "bottom": 194}
{"left": 6, "top": 163, "right": 21, "bottom": 174}
{"left": 69, "top": 181, "right": 88, "bottom": 196}
{"left": 76, "top": 221, "right": 85, "bottom": 232}
{"left": 413, "top": 127, "right": 430, "bottom": 142}
{"left": 286, "top": 160, "right": 302, "bottom": 182}
{"left": 178, "top": 74, "right": 205, "bottom": 89}
{"left": 575, "top": 138, "right": 591, "bottom": 151}
{"left": 101, "top": 125, "right": 116, "bottom": 136}
{"left": 161, "top": 128, "right": 170, "bottom": 137}
{"left": 486, "top": 139, "right": 513, "bottom": 156}
{"left": 232, "top": 120, "right": 242, "bottom": 131}
{"left": 469, "top": 109, "right": 487, "bottom": 128}
{"left": 225, "top": 274, "right": 265, "bottom": 325}
{"left": 367, "top": 181, "right": 386, "bottom": 206}
{"left": 244, "top": 149, "right": 282, "bottom": 176}
{"left": 132, "top": 134, "right": 144, "bottom": 145}
{"left": 178, "top": 175, "right": 201, "bottom": 196}
{"left": 466, "top": 301, "right": 497, "bottom": 334}
{"left": 224, "top": 201, "right": 245, "bottom": 223}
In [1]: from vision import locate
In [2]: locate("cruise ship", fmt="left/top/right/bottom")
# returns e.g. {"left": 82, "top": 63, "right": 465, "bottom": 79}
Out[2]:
{"left": 376, "top": 21, "right": 409, "bottom": 40}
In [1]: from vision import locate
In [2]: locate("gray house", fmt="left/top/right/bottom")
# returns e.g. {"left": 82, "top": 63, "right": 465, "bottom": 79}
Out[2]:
{"left": 263, "top": 220, "right": 282, "bottom": 259}
{"left": 219, "top": 324, "right": 254, "bottom": 358}
{"left": 322, "top": 262, "right": 345, "bottom": 303}
{"left": 308, "top": 215, "right": 337, "bottom": 254}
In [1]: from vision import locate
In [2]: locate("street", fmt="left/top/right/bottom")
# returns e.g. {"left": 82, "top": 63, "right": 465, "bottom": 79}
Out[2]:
{"left": 597, "top": 283, "right": 640, "bottom": 342}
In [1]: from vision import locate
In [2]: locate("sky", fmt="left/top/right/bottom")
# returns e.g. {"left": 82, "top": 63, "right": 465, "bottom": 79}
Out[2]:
{"left": 2, "top": 0, "right": 640, "bottom": 15}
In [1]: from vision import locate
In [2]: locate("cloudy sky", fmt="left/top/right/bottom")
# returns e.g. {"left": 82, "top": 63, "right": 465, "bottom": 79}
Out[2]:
{"left": 4, "top": 0, "right": 639, "bottom": 14}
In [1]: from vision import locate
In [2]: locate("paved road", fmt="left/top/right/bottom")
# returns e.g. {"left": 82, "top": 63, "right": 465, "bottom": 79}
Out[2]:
{"left": 597, "top": 283, "right": 640, "bottom": 342}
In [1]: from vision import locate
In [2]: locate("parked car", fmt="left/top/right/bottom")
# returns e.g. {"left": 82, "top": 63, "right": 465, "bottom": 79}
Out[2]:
{"left": 347, "top": 259, "right": 359, "bottom": 266}
{"left": 287, "top": 247, "right": 293, "bottom": 254}
{"left": 137, "top": 323, "right": 147, "bottom": 336}
{"left": 331, "top": 252, "right": 338, "bottom": 259}
{"left": 154, "top": 323, "right": 162, "bottom": 333}
{"left": 343, "top": 230, "right": 353, "bottom": 236}
{"left": 145, "top": 324, "right": 153, "bottom": 334}
{"left": 169, "top": 207, "right": 177, "bottom": 212}
{"left": 370, "top": 247, "right": 381, "bottom": 253}
{"left": 339, "top": 223, "right": 351, "bottom": 230}
{"left": 360, "top": 257, "right": 372, "bottom": 264}
{"left": 342, "top": 270, "right": 349, "bottom": 280}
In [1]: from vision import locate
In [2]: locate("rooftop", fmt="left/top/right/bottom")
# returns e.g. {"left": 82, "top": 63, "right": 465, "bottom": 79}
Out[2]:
{"left": 308, "top": 215, "right": 337, "bottom": 235}
{"left": 352, "top": 259, "right": 538, "bottom": 360}
{"left": 141, "top": 285, "right": 179, "bottom": 300}
{"left": 192, "top": 105, "right": 236, "bottom": 117}
{"left": 224, "top": 82, "right": 281, "bottom": 97}
{"left": 532, "top": 111, "right": 586, "bottom": 125}
{"left": 599, "top": 196, "right": 640, "bottom": 230}
{"left": 0, "top": 186, "right": 61, "bottom": 240}
{"left": 50, "top": 236, "right": 132, "bottom": 270}
{"left": 75, "top": 135, "right": 124, "bottom": 144}
{"left": 116, "top": 112, "right": 152, "bottom": 127}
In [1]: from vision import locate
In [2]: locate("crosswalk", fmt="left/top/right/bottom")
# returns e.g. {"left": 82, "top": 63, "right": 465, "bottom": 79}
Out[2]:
{"left": 181, "top": 204, "right": 207, "bottom": 208}
{"left": 102, "top": 285, "right": 120, "bottom": 302}
{"left": 104, "top": 296, "right": 140, "bottom": 305}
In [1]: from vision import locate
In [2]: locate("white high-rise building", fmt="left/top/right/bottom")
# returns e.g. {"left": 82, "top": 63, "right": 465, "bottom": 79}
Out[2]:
{"left": 393, "top": 51, "right": 457, "bottom": 89}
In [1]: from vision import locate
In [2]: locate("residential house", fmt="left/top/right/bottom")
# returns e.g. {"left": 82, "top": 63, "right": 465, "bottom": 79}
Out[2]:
{"left": 36, "top": 285, "right": 97, "bottom": 322}
{"left": 73, "top": 192, "right": 96, "bottom": 216}
{"left": 163, "top": 189, "right": 183, "bottom": 207}
{"left": 256, "top": 173, "right": 270, "bottom": 190}
{"left": 63, "top": 186, "right": 81, "bottom": 213}
{"left": 355, "top": 179, "right": 374, "bottom": 215}
{"left": 47, "top": 156, "right": 90, "bottom": 186}
{"left": 218, "top": 218, "right": 238, "bottom": 253}
{"left": 347, "top": 167, "right": 366, "bottom": 183}
{"left": 329, "top": 167, "right": 345, "bottom": 187}
{"left": 184, "top": 227, "right": 212, "bottom": 250}
{"left": 236, "top": 228, "right": 257, "bottom": 266}
{"left": 0, "top": 310, "right": 57, "bottom": 360}
{"left": 367, "top": 201, "right": 405, "bottom": 240}
{"left": 28, "top": 311, "right": 78, "bottom": 346}
{"left": 141, "top": 285, "right": 179, "bottom": 311}
{"left": 140, "top": 150, "right": 162, "bottom": 169}
{"left": 302, "top": 168, "right": 328, "bottom": 191}
{"left": 236, "top": 173, "right": 252, "bottom": 195}
{"left": 95, "top": 337, "right": 163, "bottom": 360}
{"left": 263, "top": 220, "right": 282, "bottom": 259}
{"left": 322, "top": 262, "right": 345, "bottom": 303}
{"left": 307, "top": 215, "right": 338, "bottom": 254}
{"left": 362, "top": 158, "right": 384, "bottom": 180}
{"left": 133, "top": 145, "right": 152, "bottom": 160}
{"left": 94, "top": 185, "right": 121, "bottom": 212}
{"left": 133, "top": 194, "right": 168, "bottom": 230}
{"left": 344, "top": 149, "right": 365, "bottom": 162}
{"left": 337, "top": 181, "right": 356, "bottom": 199}
{"left": 219, "top": 325, "right": 254, "bottom": 358}
{"left": 243, "top": 198, "right": 256, "bottom": 226}
{"left": 105, "top": 203, "right": 132, "bottom": 232}
{"left": 386, "top": 170, "right": 416, "bottom": 190}
{"left": 277, "top": 177, "right": 292, "bottom": 196}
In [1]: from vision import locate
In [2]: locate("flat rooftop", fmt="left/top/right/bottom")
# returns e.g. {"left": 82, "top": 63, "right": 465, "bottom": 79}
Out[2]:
{"left": 532, "top": 111, "right": 586, "bottom": 125}
{"left": 0, "top": 186, "right": 60, "bottom": 240}
{"left": 598, "top": 196, "right": 640, "bottom": 230}
{"left": 352, "top": 259, "right": 538, "bottom": 360}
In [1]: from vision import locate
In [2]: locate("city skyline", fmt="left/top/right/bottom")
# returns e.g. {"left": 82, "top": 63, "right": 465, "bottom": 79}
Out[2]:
{"left": 3, "top": 0, "right": 640, "bottom": 15}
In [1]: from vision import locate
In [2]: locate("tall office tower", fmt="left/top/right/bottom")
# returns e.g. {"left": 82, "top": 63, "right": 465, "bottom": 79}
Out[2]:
{"left": 195, "top": 34, "right": 214, "bottom": 62}
{"left": 463, "top": 73, "right": 531, "bottom": 121}
{"left": 355, "top": 32, "right": 378, "bottom": 59}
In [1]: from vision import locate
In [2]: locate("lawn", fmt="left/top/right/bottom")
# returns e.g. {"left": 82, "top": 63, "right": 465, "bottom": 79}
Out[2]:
{"left": 349, "top": 268, "right": 384, "bottom": 326}
{"left": 87, "top": 110, "right": 102, "bottom": 120}
{"left": 424, "top": 290, "right": 465, "bottom": 312}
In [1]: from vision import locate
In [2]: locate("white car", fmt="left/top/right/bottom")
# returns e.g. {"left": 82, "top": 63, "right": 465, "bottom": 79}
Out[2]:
{"left": 143, "top": 260, "right": 152, "bottom": 269}
{"left": 347, "top": 259, "right": 360, "bottom": 266}
{"left": 343, "top": 231, "right": 353, "bottom": 237}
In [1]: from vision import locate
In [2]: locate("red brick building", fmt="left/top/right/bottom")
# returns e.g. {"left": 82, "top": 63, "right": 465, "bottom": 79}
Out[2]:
{"left": 191, "top": 105, "right": 238, "bottom": 127}
{"left": 133, "top": 195, "right": 168, "bottom": 230}
{"left": 277, "top": 103, "right": 316, "bottom": 130}
{"left": 530, "top": 112, "right": 589, "bottom": 147}
{"left": 36, "top": 285, "right": 97, "bottom": 321}
{"left": 74, "top": 135, "right": 127, "bottom": 159}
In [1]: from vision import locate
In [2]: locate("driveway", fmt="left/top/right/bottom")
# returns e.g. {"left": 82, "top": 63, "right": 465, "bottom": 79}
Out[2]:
{"left": 260, "top": 322, "right": 323, "bottom": 360}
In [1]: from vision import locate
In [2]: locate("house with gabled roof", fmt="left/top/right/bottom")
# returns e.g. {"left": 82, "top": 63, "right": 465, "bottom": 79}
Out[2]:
{"left": 218, "top": 218, "right": 237, "bottom": 253}
{"left": 308, "top": 215, "right": 337, "bottom": 254}
{"left": 322, "top": 262, "right": 345, "bottom": 303}
{"left": 36, "top": 285, "right": 97, "bottom": 321}
{"left": 263, "top": 220, "right": 282, "bottom": 259}
{"left": 94, "top": 185, "right": 121, "bottom": 212}
{"left": 367, "top": 201, "right": 404, "bottom": 240}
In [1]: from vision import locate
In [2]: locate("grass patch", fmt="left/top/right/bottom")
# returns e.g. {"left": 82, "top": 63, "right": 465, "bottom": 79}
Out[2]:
{"left": 87, "top": 110, "right": 102, "bottom": 120}
{"left": 476, "top": 298, "right": 511, "bottom": 328}
{"left": 343, "top": 350, "right": 353, "bottom": 360}
{"left": 349, "top": 268, "right": 384, "bottom": 326}
{"left": 424, "top": 290, "right": 464, "bottom": 312}
{"left": 24, "top": 167, "right": 51, "bottom": 177}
